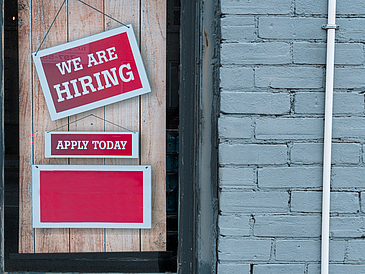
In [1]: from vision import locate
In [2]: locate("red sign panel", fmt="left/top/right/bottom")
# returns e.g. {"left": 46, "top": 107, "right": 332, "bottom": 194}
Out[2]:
{"left": 45, "top": 131, "right": 138, "bottom": 158}
{"left": 32, "top": 165, "right": 152, "bottom": 228}
{"left": 33, "top": 25, "right": 150, "bottom": 120}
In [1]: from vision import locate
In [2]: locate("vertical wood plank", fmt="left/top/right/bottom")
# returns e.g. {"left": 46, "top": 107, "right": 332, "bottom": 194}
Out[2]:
{"left": 18, "top": 0, "right": 33, "bottom": 253}
{"left": 19, "top": 0, "right": 167, "bottom": 254}
{"left": 68, "top": 0, "right": 105, "bottom": 253}
{"left": 31, "top": 0, "right": 70, "bottom": 253}
{"left": 104, "top": 0, "right": 141, "bottom": 252}
{"left": 140, "top": 0, "right": 167, "bottom": 251}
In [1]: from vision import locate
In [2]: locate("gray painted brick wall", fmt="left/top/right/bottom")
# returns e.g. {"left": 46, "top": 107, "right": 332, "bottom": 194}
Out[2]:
{"left": 218, "top": 0, "right": 365, "bottom": 272}
{"left": 296, "top": 0, "right": 365, "bottom": 15}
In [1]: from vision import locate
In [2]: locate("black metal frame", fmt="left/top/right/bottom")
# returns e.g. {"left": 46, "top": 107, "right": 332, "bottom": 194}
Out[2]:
{"left": 178, "top": 0, "right": 198, "bottom": 273}
{"left": 0, "top": 0, "right": 4, "bottom": 271}
{"left": 1, "top": 0, "right": 220, "bottom": 272}
{"left": 6, "top": 252, "right": 176, "bottom": 273}
{"left": 1, "top": 0, "right": 178, "bottom": 272}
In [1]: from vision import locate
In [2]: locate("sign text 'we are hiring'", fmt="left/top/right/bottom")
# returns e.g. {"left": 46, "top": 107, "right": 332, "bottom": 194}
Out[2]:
{"left": 33, "top": 25, "right": 150, "bottom": 121}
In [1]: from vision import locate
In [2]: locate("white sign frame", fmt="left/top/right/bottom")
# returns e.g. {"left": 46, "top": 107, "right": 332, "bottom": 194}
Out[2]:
{"left": 32, "top": 24, "right": 150, "bottom": 121}
{"left": 32, "top": 165, "right": 152, "bottom": 229}
{"left": 44, "top": 131, "right": 139, "bottom": 158}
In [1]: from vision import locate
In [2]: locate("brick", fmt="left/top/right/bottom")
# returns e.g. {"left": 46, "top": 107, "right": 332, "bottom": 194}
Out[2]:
{"left": 259, "top": 17, "right": 326, "bottom": 40}
{"left": 255, "top": 67, "right": 323, "bottom": 89}
{"left": 220, "top": 191, "right": 289, "bottom": 213}
{"left": 221, "top": 67, "right": 254, "bottom": 90}
{"left": 276, "top": 240, "right": 321, "bottom": 262}
{"left": 361, "top": 192, "right": 365, "bottom": 213}
{"left": 295, "top": 0, "right": 325, "bottom": 15}
{"left": 307, "top": 264, "right": 321, "bottom": 274}
{"left": 221, "top": 43, "right": 291, "bottom": 65}
{"left": 222, "top": 16, "right": 256, "bottom": 42}
{"left": 219, "top": 167, "right": 255, "bottom": 188}
{"left": 347, "top": 240, "right": 365, "bottom": 262}
{"left": 218, "top": 263, "right": 250, "bottom": 274}
{"left": 219, "top": 214, "right": 251, "bottom": 236}
{"left": 332, "top": 167, "right": 365, "bottom": 188}
{"left": 253, "top": 264, "right": 305, "bottom": 274}
{"left": 219, "top": 238, "right": 271, "bottom": 261}
{"left": 334, "top": 68, "right": 365, "bottom": 88}
{"left": 331, "top": 217, "right": 365, "bottom": 238}
{"left": 220, "top": 144, "right": 287, "bottom": 165}
{"left": 330, "top": 241, "right": 346, "bottom": 262}
{"left": 276, "top": 240, "right": 345, "bottom": 262}
{"left": 308, "top": 264, "right": 365, "bottom": 274}
{"left": 258, "top": 167, "right": 322, "bottom": 188}
{"left": 296, "top": 0, "right": 365, "bottom": 15}
{"left": 336, "top": 19, "right": 365, "bottom": 41}
{"left": 333, "top": 118, "right": 365, "bottom": 139}
{"left": 254, "top": 215, "right": 321, "bottom": 237}
{"left": 291, "top": 191, "right": 359, "bottom": 213}
{"left": 258, "top": 18, "right": 365, "bottom": 42}
{"left": 221, "top": 92, "right": 290, "bottom": 115}
{"left": 219, "top": 116, "right": 252, "bottom": 139}
{"left": 222, "top": 0, "right": 291, "bottom": 14}
{"left": 293, "top": 43, "right": 364, "bottom": 65}
{"left": 291, "top": 143, "right": 360, "bottom": 165}
{"left": 294, "top": 92, "right": 364, "bottom": 115}
{"left": 337, "top": 93, "right": 365, "bottom": 114}
{"left": 256, "top": 118, "right": 323, "bottom": 140}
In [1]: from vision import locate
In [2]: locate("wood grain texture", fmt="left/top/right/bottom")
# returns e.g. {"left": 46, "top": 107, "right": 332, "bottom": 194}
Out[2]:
{"left": 19, "top": 0, "right": 166, "bottom": 254}
{"left": 103, "top": 0, "right": 141, "bottom": 252}
{"left": 18, "top": 0, "right": 33, "bottom": 254}
{"left": 140, "top": 0, "right": 167, "bottom": 251}
{"left": 32, "top": 0, "right": 70, "bottom": 253}
{"left": 68, "top": 0, "right": 105, "bottom": 253}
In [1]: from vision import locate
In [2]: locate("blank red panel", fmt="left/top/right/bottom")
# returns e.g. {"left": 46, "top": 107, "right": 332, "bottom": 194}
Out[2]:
{"left": 40, "top": 170, "right": 143, "bottom": 223}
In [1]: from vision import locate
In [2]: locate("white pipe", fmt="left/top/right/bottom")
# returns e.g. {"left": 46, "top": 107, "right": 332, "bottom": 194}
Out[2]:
{"left": 321, "top": 0, "right": 337, "bottom": 273}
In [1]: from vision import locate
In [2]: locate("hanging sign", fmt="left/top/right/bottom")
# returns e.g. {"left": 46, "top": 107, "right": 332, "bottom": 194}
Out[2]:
{"left": 32, "top": 165, "right": 152, "bottom": 228}
{"left": 45, "top": 131, "right": 138, "bottom": 158}
{"left": 32, "top": 25, "right": 150, "bottom": 121}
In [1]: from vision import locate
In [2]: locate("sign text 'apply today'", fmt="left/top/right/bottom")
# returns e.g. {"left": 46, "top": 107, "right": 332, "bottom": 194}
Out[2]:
{"left": 33, "top": 25, "right": 150, "bottom": 121}
{"left": 45, "top": 131, "right": 139, "bottom": 158}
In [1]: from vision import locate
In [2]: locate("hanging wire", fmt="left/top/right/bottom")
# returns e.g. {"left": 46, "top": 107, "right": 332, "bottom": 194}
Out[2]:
{"left": 78, "top": 0, "right": 129, "bottom": 28}
{"left": 35, "top": 0, "right": 129, "bottom": 56}
{"left": 35, "top": 0, "right": 67, "bottom": 56}
{"left": 47, "top": 114, "right": 134, "bottom": 132}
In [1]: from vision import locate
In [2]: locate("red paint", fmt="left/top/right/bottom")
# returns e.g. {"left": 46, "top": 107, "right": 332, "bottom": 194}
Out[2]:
{"left": 40, "top": 32, "right": 142, "bottom": 113}
{"left": 50, "top": 133, "right": 133, "bottom": 156}
{"left": 40, "top": 170, "right": 143, "bottom": 223}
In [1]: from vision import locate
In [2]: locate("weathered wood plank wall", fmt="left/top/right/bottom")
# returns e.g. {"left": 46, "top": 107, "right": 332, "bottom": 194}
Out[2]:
{"left": 140, "top": 0, "right": 167, "bottom": 252}
{"left": 18, "top": 0, "right": 166, "bottom": 253}
{"left": 33, "top": 0, "right": 69, "bottom": 254}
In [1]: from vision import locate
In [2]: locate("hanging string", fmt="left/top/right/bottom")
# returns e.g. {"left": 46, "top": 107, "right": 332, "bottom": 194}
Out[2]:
{"left": 35, "top": 0, "right": 129, "bottom": 56}
{"left": 35, "top": 0, "right": 67, "bottom": 56}
{"left": 78, "top": 0, "right": 129, "bottom": 28}
{"left": 47, "top": 114, "right": 134, "bottom": 133}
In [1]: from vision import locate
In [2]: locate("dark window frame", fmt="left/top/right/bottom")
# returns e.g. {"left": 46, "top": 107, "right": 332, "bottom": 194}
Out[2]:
{"left": 0, "top": 0, "right": 219, "bottom": 272}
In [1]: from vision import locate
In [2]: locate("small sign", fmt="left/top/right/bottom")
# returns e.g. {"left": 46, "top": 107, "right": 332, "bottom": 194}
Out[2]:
{"left": 32, "top": 165, "right": 152, "bottom": 228}
{"left": 33, "top": 25, "right": 150, "bottom": 120}
{"left": 45, "top": 131, "right": 138, "bottom": 158}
